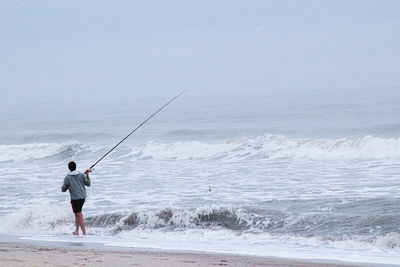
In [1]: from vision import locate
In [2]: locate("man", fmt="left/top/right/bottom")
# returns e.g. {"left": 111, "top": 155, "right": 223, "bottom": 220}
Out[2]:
{"left": 61, "top": 161, "right": 91, "bottom": 235}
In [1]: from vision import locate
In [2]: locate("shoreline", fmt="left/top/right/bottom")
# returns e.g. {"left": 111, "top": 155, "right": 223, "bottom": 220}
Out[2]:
{"left": 0, "top": 242, "right": 380, "bottom": 267}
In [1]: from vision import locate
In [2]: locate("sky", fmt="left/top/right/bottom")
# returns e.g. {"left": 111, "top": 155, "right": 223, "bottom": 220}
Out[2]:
{"left": 1, "top": 0, "right": 400, "bottom": 104}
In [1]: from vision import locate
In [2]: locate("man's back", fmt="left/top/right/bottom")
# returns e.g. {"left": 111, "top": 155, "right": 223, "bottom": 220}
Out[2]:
{"left": 62, "top": 171, "right": 91, "bottom": 200}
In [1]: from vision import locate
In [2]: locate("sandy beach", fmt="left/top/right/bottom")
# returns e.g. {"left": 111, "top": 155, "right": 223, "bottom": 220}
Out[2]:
{"left": 0, "top": 242, "right": 368, "bottom": 267}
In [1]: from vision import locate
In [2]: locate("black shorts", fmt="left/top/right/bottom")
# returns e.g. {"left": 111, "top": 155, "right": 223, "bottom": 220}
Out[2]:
{"left": 70, "top": 199, "right": 85, "bottom": 213}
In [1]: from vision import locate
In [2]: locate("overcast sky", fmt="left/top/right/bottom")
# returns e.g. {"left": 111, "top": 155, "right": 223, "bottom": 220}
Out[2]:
{"left": 1, "top": 0, "right": 400, "bottom": 104}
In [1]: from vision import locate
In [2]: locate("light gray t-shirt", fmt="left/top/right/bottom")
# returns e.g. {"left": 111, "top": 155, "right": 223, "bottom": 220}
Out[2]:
{"left": 61, "top": 171, "right": 91, "bottom": 200}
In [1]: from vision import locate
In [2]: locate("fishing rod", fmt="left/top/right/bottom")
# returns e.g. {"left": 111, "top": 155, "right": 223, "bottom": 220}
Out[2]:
{"left": 87, "top": 90, "right": 188, "bottom": 171}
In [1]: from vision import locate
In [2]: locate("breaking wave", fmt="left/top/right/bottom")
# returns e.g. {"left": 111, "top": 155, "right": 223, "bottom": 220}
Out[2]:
{"left": 0, "top": 142, "right": 85, "bottom": 162}
{"left": 86, "top": 207, "right": 260, "bottom": 233}
{"left": 3, "top": 205, "right": 400, "bottom": 251}
{"left": 3, "top": 134, "right": 400, "bottom": 163}
{"left": 130, "top": 134, "right": 400, "bottom": 161}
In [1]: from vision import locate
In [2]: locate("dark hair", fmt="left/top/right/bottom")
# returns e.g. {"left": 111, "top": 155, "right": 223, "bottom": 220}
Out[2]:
{"left": 68, "top": 161, "right": 76, "bottom": 171}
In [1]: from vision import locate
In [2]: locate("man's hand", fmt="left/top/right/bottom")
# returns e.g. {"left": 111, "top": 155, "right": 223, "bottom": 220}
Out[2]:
{"left": 61, "top": 185, "right": 69, "bottom": 192}
{"left": 84, "top": 168, "right": 92, "bottom": 178}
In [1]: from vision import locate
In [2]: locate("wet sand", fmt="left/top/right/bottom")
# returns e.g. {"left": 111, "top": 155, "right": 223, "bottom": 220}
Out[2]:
{"left": 0, "top": 242, "right": 368, "bottom": 267}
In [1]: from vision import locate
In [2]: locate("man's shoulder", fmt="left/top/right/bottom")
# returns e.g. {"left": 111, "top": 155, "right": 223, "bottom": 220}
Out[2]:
{"left": 64, "top": 172, "right": 84, "bottom": 179}
{"left": 78, "top": 172, "right": 87, "bottom": 179}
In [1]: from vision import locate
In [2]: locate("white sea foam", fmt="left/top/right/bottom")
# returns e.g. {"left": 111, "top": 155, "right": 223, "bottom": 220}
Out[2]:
{"left": 0, "top": 142, "right": 83, "bottom": 162}
{"left": 129, "top": 134, "right": 400, "bottom": 161}
{"left": 3, "top": 135, "right": 400, "bottom": 163}
{"left": 20, "top": 228, "right": 400, "bottom": 265}
{"left": 0, "top": 205, "right": 71, "bottom": 235}
{"left": 112, "top": 229, "right": 400, "bottom": 264}
{"left": 3, "top": 204, "right": 400, "bottom": 251}
{"left": 2, "top": 200, "right": 400, "bottom": 265}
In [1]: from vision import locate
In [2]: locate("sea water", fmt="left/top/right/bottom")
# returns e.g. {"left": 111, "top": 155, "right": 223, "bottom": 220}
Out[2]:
{"left": 1, "top": 88, "right": 400, "bottom": 265}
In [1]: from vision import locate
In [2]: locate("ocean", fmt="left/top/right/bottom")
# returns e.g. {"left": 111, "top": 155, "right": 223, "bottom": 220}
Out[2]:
{"left": 1, "top": 88, "right": 400, "bottom": 265}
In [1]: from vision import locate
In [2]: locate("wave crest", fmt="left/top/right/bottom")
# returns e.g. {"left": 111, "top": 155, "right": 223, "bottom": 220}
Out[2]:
{"left": 3, "top": 134, "right": 400, "bottom": 163}
{"left": 129, "top": 135, "right": 400, "bottom": 161}
{"left": 0, "top": 142, "right": 84, "bottom": 162}
{"left": 2, "top": 205, "right": 400, "bottom": 251}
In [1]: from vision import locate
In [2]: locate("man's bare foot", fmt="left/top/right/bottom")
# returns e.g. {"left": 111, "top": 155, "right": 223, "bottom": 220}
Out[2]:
{"left": 72, "top": 231, "right": 79, "bottom": 235}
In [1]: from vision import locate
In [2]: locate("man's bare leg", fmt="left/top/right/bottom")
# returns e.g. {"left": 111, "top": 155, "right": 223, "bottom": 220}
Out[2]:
{"left": 79, "top": 212, "right": 86, "bottom": 235}
{"left": 72, "top": 213, "right": 79, "bottom": 235}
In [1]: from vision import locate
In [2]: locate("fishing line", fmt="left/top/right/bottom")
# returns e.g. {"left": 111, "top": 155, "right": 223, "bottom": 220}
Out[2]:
{"left": 88, "top": 90, "right": 188, "bottom": 171}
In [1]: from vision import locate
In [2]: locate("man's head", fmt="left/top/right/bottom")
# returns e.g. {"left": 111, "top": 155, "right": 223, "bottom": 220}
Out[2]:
{"left": 68, "top": 161, "right": 76, "bottom": 171}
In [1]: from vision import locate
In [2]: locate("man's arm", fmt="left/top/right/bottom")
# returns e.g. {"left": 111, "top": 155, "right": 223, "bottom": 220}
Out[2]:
{"left": 61, "top": 176, "right": 70, "bottom": 192}
{"left": 84, "top": 170, "right": 91, "bottom": 186}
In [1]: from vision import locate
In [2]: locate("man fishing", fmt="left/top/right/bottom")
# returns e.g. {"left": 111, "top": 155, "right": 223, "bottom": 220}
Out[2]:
{"left": 59, "top": 91, "right": 185, "bottom": 235}
{"left": 61, "top": 161, "right": 91, "bottom": 235}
